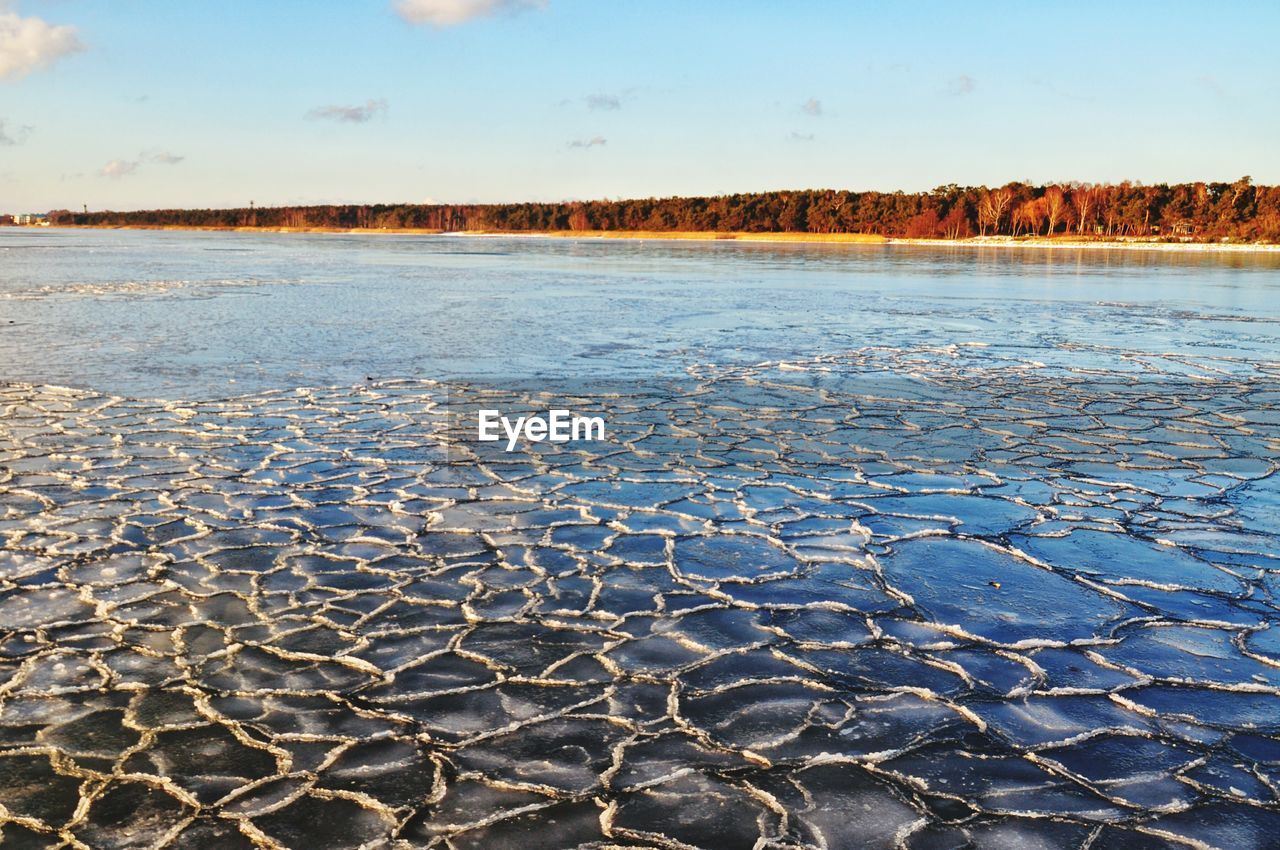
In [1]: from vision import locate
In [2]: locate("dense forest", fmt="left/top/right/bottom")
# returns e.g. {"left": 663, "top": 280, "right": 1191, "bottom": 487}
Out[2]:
{"left": 46, "top": 178, "right": 1280, "bottom": 242}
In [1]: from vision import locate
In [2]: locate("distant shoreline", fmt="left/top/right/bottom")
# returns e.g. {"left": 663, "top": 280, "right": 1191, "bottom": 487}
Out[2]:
{"left": 27, "top": 224, "right": 1280, "bottom": 252}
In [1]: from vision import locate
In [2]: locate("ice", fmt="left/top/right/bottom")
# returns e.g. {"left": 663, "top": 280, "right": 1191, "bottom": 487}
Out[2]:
{"left": 3, "top": 233, "right": 1280, "bottom": 846}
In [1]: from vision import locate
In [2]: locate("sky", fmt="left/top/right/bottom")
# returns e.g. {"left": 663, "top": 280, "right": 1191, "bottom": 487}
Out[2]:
{"left": 2, "top": 0, "right": 1278, "bottom": 212}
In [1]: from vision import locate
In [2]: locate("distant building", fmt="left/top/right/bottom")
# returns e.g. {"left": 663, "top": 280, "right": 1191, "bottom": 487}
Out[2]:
{"left": 15, "top": 214, "right": 49, "bottom": 226}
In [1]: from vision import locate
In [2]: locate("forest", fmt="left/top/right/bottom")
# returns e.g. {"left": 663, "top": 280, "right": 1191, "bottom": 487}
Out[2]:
{"left": 46, "top": 178, "right": 1280, "bottom": 242}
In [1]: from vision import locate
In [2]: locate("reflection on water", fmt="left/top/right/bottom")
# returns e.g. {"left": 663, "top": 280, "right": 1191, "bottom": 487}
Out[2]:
{"left": 2, "top": 231, "right": 1280, "bottom": 848}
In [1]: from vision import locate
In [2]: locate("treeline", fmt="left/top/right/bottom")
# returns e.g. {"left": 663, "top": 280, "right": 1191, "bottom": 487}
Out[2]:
{"left": 50, "top": 177, "right": 1280, "bottom": 242}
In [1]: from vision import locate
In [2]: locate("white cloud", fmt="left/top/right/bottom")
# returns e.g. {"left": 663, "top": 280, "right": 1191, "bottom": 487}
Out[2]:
{"left": 0, "top": 118, "right": 32, "bottom": 145}
{"left": 945, "top": 74, "right": 976, "bottom": 96}
{"left": 395, "top": 0, "right": 547, "bottom": 27}
{"left": 585, "top": 93, "right": 620, "bottom": 111}
{"left": 0, "top": 10, "right": 83, "bottom": 80}
{"left": 307, "top": 99, "right": 389, "bottom": 123}
{"left": 801, "top": 98, "right": 822, "bottom": 117}
{"left": 100, "top": 151, "right": 184, "bottom": 178}
{"left": 568, "top": 136, "right": 606, "bottom": 149}
{"left": 100, "top": 159, "right": 139, "bottom": 179}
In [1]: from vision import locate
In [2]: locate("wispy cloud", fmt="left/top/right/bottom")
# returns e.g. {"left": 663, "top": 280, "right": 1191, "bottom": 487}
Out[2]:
{"left": 0, "top": 10, "right": 83, "bottom": 80}
{"left": 945, "top": 74, "right": 976, "bottom": 96}
{"left": 100, "top": 150, "right": 185, "bottom": 179}
{"left": 801, "top": 98, "right": 822, "bottom": 117}
{"left": 585, "top": 92, "right": 620, "bottom": 111}
{"left": 1029, "top": 77, "right": 1092, "bottom": 102}
{"left": 0, "top": 118, "right": 32, "bottom": 145}
{"left": 395, "top": 0, "right": 547, "bottom": 27}
{"left": 307, "top": 99, "right": 389, "bottom": 123}
{"left": 568, "top": 136, "right": 606, "bottom": 149}
{"left": 1195, "top": 74, "right": 1227, "bottom": 98}
{"left": 789, "top": 131, "right": 815, "bottom": 142}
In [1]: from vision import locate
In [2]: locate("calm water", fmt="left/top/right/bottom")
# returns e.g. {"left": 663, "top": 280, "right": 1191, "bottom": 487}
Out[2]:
{"left": 3, "top": 229, "right": 1280, "bottom": 849}
{"left": 2, "top": 228, "right": 1279, "bottom": 395}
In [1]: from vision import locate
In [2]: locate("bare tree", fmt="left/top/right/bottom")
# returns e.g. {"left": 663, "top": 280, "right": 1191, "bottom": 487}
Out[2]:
{"left": 1072, "top": 185, "right": 1098, "bottom": 235}
{"left": 976, "top": 187, "right": 1013, "bottom": 236}
{"left": 1101, "top": 183, "right": 1124, "bottom": 236}
{"left": 1043, "top": 186, "right": 1067, "bottom": 236}
{"left": 941, "top": 207, "right": 969, "bottom": 239}
{"left": 1014, "top": 198, "right": 1045, "bottom": 237}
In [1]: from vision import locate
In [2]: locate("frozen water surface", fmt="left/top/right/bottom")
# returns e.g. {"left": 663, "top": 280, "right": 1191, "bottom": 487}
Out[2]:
{"left": 1, "top": 229, "right": 1280, "bottom": 848}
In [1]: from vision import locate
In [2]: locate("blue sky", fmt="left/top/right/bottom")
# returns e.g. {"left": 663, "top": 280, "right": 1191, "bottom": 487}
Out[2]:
{"left": 2, "top": 0, "right": 1278, "bottom": 211}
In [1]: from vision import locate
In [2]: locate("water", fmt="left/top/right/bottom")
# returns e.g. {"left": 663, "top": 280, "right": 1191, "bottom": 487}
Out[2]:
{"left": 2, "top": 228, "right": 1280, "bottom": 849}
{"left": 3, "top": 228, "right": 1279, "bottom": 395}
